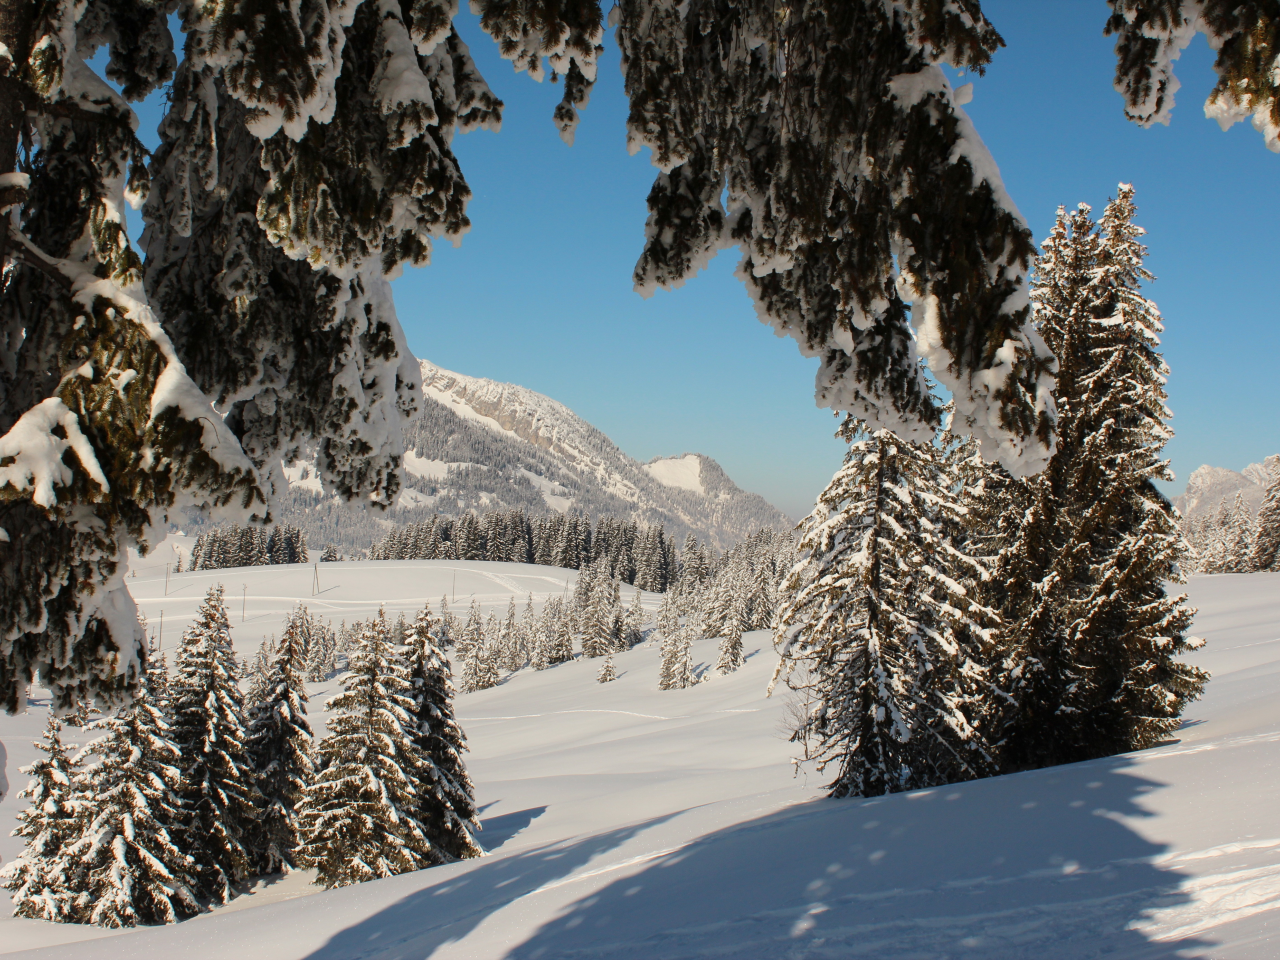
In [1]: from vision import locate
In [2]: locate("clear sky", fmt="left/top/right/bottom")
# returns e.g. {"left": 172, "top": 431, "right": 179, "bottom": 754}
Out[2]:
{"left": 117, "top": 3, "right": 1279, "bottom": 520}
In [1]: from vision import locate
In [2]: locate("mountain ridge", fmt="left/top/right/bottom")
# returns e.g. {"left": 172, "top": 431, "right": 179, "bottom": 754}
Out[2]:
{"left": 273, "top": 360, "right": 794, "bottom": 555}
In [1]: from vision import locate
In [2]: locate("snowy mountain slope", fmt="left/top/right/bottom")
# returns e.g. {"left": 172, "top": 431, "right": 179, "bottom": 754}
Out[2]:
{"left": 275, "top": 360, "right": 793, "bottom": 554}
{"left": 2, "top": 566, "right": 1280, "bottom": 958}
{"left": 1174, "top": 460, "right": 1276, "bottom": 519}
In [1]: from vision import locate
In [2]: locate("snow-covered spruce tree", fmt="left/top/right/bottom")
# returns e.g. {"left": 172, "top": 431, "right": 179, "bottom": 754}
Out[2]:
{"left": 993, "top": 188, "right": 1207, "bottom": 772}
{"left": 169, "top": 584, "right": 258, "bottom": 902}
{"left": 617, "top": 0, "right": 1055, "bottom": 471}
{"left": 598, "top": 654, "right": 616, "bottom": 683}
{"left": 540, "top": 596, "right": 575, "bottom": 667}
{"left": 297, "top": 609, "right": 436, "bottom": 887}
{"left": 1222, "top": 492, "right": 1257, "bottom": 573}
{"left": 1106, "top": 2, "right": 1280, "bottom": 150}
{"left": 3, "top": 0, "right": 1064, "bottom": 717}
{"left": 0, "top": 715, "right": 83, "bottom": 920}
{"left": 245, "top": 607, "right": 315, "bottom": 875}
{"left": 715, "top": 604, "right": 746, "bottom": 675}
{"left": 771, "top": 420, "right": 996, "bottom": 798}
{"left": 402, "top": 603, "right": 483, "bottom": 862}
{"left": 60, "top": 674, "right": 199, "bottom": 926}
{"left": 659, "top": 622, "right": 696, "bottom": 691}
{"left": 1252, "top": 456, "right": 1280, "bottom": 571}
{"left": 0, "top": 0, "right": 267, "bottom": 715}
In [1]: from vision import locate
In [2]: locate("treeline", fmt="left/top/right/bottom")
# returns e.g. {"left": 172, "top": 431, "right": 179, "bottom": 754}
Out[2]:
{"left": 1182, "top": 464, "right": 1280, "bottom": 573}
{"left": 189, "top": 525, "right": 310, "bottom": 570}
{"left": 369, "top": 510, "right": 684, "bottom": 593}
{"left": 427, "top": 528, "right": 794, "bottom": 692}
{"left": 0, "top": 591, "right": 479, "bottom": 925}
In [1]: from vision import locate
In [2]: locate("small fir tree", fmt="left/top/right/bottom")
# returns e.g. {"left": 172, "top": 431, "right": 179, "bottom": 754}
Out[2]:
{"left": 169, "top": 584, "right": 259, "bottom": 902}
{"left": 0, "top": 716, "right": 84, "bottom": 921}
{"left": 402, "top": 604, "right": 484, "bottom": 862}
{"left": 245, "top": 610, "right": 315, "bottom": 875}
{"left": 598, "top": 655, "right": 617, "bottom": 683}
{"left": 61, "top": 680, "right": 199, "bottom": 926}
{"left": 297, "top": 609, "right": 436, "bottom": 887}
{"left": 659, "top": 623, "right": 697, "bottom": 691}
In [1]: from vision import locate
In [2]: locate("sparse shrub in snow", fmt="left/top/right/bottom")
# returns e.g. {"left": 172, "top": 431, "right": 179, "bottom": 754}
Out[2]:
{"left": 169, "top": 585, "right": 259, "bottom": 903}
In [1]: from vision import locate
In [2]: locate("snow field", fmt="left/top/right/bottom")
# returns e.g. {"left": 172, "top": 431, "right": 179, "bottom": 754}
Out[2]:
{"left": 0, "top": 568, "right": 1278, "bottom": 958}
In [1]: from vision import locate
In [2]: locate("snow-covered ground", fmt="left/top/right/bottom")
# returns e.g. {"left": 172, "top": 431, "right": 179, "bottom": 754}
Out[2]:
{"left": 1, "top": 566, "right": 1278, "bottom": 958}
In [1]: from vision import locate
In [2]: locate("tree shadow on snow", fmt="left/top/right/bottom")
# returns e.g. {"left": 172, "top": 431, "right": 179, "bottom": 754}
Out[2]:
{"left": 301, "top": 812, "right": 683, "bottom": 960}
{"left": 504, "top": 757, "right": 1216, "bottom": 960}
{"left": 481, "top": 806, "right": 548, "bottom": 851}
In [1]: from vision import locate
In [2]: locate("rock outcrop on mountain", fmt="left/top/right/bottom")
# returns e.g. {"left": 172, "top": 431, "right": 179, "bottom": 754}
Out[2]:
{"left": 1173, "top": 462, "right": 1274, "bottom": 519}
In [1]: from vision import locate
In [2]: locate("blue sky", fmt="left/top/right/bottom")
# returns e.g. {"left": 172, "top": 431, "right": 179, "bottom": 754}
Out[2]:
{"left": 119, "top": 3, "right": 1278, "bottom": 520}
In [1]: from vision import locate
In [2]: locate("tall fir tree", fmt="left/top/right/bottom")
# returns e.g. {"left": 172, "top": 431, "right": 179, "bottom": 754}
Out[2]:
{"left": 60, "top": 675, "right": 198, "bottom": 926}
{"left": 993, "top": 187, "right": 1207, "bottom": 771}
{"left": 245, "top": 607, "right": 315, "bottom": 875}
{"left": 0, "top": 716, "right": 83, "bottom": 921}
{"left": 772, "top": 421, "right": 995, "bottom": 798}
{"left": 297, "top": 609, "right": 436, "bottom": 887}
{"left": 169, "top": 584, "right": 259, "bottom": 902}
{"left": 402, "top": 604, "right": 484, "bottom": 862}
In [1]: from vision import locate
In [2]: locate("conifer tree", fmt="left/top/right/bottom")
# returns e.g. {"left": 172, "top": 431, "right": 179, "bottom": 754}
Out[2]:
{"left": 623, "top": 589, "right": 645, "bottom": 648}
{"left": 245, "top": 608, "right": 315, "bottom": 875}
{"left": 0, "top": 716, "right": 83, "bottom": 920}
{"left": 1252, "top": 456, "right": 1280, "bottom": 571}
{"left": 61, "top": 677, "right": 199, "bottom": 926}
{"left": 993, "top": 188, "right": 1207, "bottom": 771}
{"left": 659, "top": 623, "right": 697, "bottom": 691}
{"left": 1222, "top": 492, "right": 1257, "bottom": 573}
{"left": 540, "top": 596, "right": 575, "bottom": 667}
{"left": 774, "top": 421, "right": 995, "bottom": 797}
{"left": 402, "top": 604, "right": 484, "bottom": 862}
{"left": 169, "top": 584, "right": 258, "bottom": 902}
{"left": 598, "top": 655, "right": 617, "bottom": 683}
{"left": 716, "top": 608, "right": 746, "bottom": 676}
{"left": 296, "top": 609, "right": 436, "bottom": 888}
{"left": 3, "top": 0, "right": 1060, "bottom": 715}
{"left": 1106, "top": 2, "right": 1280, "bottom": 150}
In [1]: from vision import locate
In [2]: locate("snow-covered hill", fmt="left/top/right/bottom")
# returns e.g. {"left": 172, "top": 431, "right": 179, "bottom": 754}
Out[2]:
{"left": 1173, "top": 459, "right": 1276, "bottom": 519}
{"left": 1, "top": 564, "right": 1279, "bottom": 958}
{"left": 275, "top": 360, "right": 793, "bottom": 555}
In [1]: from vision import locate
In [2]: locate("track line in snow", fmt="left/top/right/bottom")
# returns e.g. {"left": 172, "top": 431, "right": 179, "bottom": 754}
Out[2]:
{"left": 464, "top": 709, "right": 692, "bottom": 722}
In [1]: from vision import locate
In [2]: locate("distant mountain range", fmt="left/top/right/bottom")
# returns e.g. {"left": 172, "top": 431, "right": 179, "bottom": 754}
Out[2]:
{"left": 1172, "top": 458, "right": 1277, "bottom": 520}
{"left": 273, "top": 360, "right": 793, "bottom": 555}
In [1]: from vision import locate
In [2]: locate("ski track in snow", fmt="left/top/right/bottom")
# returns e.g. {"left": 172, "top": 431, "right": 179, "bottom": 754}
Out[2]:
{"left": 1, "top": 568, "right": 1278, "bottom": 959}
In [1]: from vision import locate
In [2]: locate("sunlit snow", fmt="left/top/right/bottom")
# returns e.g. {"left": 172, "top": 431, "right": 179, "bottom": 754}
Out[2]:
{"left": 643, "top": 455, "right": 704, "bottom": 495}
{"left": 1, "top": 564, "right": 1277, "bottom": 958}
